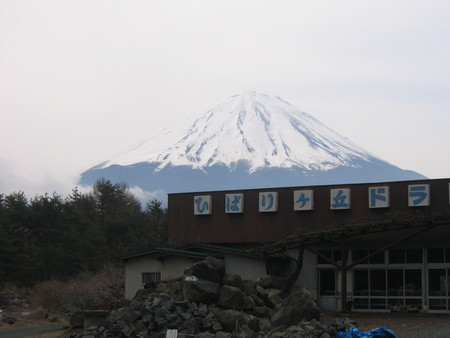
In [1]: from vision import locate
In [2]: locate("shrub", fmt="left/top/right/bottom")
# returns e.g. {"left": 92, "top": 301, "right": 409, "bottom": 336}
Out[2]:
{"left": 30, "top": 263, "right": 124, "bottom": 312}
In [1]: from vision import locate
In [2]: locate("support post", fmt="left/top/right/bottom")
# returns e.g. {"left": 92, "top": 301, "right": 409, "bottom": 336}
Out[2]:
{"left": 341, "top": 239, "right": 348, "bottom": 313}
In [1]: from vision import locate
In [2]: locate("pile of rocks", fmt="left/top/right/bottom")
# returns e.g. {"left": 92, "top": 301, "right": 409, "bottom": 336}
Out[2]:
{"left": 0, "top": 288, "right": 29, "bottom": 326}
{"left": 73, "top": 257, "right": 356, "bottom": 338}
{"left": 0, "top": 289, "right": 26, "bottom": 311}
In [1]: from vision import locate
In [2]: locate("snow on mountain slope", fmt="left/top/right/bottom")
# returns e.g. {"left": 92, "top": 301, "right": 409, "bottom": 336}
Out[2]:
{"left": 97, "top": 92, "right": 377, "bottom": 173}
{"left": 81, "top": 91, "right": 426, "bottom": 200}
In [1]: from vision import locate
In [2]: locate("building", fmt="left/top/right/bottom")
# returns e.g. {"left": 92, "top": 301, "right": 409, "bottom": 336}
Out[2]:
{"left": 121, "top": 178, "right": 450, "bottom": 313}
{"left": 117, "top": 243, "right": 288, "bottom": 300}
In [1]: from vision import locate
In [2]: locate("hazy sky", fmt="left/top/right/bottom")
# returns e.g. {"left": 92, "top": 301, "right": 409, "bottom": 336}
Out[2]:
{"left": 1, "top": 0, "right": 449, "bottom": 198}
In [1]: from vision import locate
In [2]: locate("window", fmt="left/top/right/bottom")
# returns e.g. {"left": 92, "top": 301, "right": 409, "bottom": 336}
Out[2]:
{"left": 387, "top": 269, "right": 404, "bottom": 296}
{"left": 317, "top": 250, "right": 342, "bottom": 264}
{"left": 319, "top": 269, "right": 336, "bottom": 296}
{"left": 370, "top": 269, "right": 386, "bottom": 296}
{"left": 354, "top": 268, "right": 423, "bottom": 311}
{"left": 370, "top": 251, "right": 385, "bottom": 264}
{"left": 428, "top": 268, "right": 449, "bottom": 311}
{"left": 389, "top": 250, "right": 405, "bottom": 264}
{"left": 446, "top": 250, "right": 450, "bottom": 263}
{"left": 353, "top": 250, "right": 385, "bottom": 264}
{"left": 142, "top": 272, "right": 161, "bottom": 286}
{"left": 354, "top": 270, "right": 386, "bottom": 297}
{"left": 389, "top": 249, "right": 423, "bottom": 264}
{"left": 406, "top": 249, "right": 423, "bottom": 263}
{"left": 353, "top": 250, "right": 369, "bottom": 264}
{"left": 354, "top": 269, "right": 388, "bottom": 310}
{"left": 428, "top": 269, "right": 446, "bottom": 297}
{"left": 405, "top": 269, "right": 422, "bottom": 296}
{"left": 428, "top": 249, "right": 445, "bottom": 263}
{"left": 354, "top": 270, "right": 369, "bottom": 296}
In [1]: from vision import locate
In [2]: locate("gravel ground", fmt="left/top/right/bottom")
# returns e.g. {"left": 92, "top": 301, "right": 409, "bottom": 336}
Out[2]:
{"left": 0, "top": 323, "right": 66, "bottom": 338}
{"left": 344, "top": 312, "right": 450, "bottom": 338}
{"left": 2, "top": 310, "right": 450, "bottom": 338}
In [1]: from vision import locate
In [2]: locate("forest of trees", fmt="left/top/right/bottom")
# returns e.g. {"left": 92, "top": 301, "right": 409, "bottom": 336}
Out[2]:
{"left": 0, "top": 178, "right": 168, "bottom": 288}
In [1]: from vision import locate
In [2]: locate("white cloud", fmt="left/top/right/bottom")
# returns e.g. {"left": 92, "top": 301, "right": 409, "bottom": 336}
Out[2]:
{"left": 128, "top": 186, "right": 167, "bottom": 207}
{"left": 0, "top": 151, "right": 79, "bottom": 197}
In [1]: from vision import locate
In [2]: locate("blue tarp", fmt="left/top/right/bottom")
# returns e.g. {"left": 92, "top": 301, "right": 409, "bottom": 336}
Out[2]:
{"left": 336, "top": 327, "right": 397, "bottom": 338}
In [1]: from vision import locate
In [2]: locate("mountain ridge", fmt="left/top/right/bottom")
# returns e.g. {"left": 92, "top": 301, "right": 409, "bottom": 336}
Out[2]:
{"left": 97, "top": 92, "right": 377, "bottom": 172}
{"left": 80, "top": 92, "right": 426, "bottom": 200}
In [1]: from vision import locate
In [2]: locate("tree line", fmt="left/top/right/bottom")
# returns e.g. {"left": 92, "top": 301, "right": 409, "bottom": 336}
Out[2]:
{"left": 0, "top": 178, "right": 168, "bottom": 287}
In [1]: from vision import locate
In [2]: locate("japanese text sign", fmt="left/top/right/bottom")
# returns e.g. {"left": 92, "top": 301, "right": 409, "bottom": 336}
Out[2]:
{"left": 293, "top": 190, "right": 314, "bottom": 211}
{"left": 369, "top": 186, "right": 390, "bottom": 208}
{"left": 225, "top": 194, "right": 244, "bottom": 213}
{"left": 330, "top": 188, "right": 351, "bottom": 210}
{"left": 259, "top": 192, "right": 278, "bottom": 212}
{"left": 194, "top": 195, "right": 212, "bottom": 215}
{"left": 408, "top": 184, "right": 430, "bottom": 207}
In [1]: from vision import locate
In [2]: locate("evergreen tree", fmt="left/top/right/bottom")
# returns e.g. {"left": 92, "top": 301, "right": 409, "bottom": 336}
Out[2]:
{"left": 144, "top": 198, "right": 168, "bottom": 246}
{"left": 0, "top": 194, "right": 21, "bottom": 285}
{"left": 1, "top": 192, "right": 34, "bottom": 285}
{"left": 91, "top": 178, "right": 145, "bottom": 257}
{"left": 0, "top": 179, "right": 166, "bottom": 287}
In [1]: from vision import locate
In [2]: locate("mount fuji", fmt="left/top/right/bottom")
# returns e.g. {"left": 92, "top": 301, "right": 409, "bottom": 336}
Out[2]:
{"left": 80, "top": 92, "right": 426, "bottom": 199}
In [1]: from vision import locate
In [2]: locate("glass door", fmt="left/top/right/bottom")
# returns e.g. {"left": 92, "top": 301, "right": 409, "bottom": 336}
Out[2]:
{"left": 428, "top": 268, "right": 449, "bottom": 311}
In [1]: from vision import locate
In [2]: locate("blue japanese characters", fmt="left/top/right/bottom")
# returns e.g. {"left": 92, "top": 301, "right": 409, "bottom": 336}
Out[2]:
{"left": 259, "top": 192, "right": 278, "bottom": 212}
{"left": 294, "top": 190, "right": 314, "bottom": 211}
{"left": 194, "top": 195, "right": 212, "bottom": 215}
{"left": 193, "top": 183, "right": 436, "bottom": 215}
{"left": 408, "top": 184, "right": 430, "bottom": 207}
{"left": 225, "top": 194, "right": 244, "bottom": 213}
{"left": 330, "top": 188, "right": 351, "bottom": 210}
{"left": 369, "top": 186, "right": 390, "bottom": 208}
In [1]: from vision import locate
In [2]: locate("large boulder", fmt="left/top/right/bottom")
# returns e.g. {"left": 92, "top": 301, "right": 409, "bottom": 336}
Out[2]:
{"left": 267, "top": 291, "right": 284, "bottom": 309}
{"left": 184, "top": 256, "right": 225, "bottom": 283}
{"left": 216, "top": 309, "right": 259, "bottom": 332}
{"left": 217, "top": 285, "right": 255, "bottom": 310}
{"left": 222, "top": 273, "right": 243, "bottom": 288}
{"left": 241, "top": 279, "right": 257, "bottom": 296}
{"left": 256, "top": 275, "right": 288, "bottom": 291}
{"left": 271, "top": 286, "right": 321, "bottom": 330}
{"left": 256, "top": 286, "right": 284, "bottom": 309}
{"left": 182, "top": 276, "right": 220, "bottom": 304}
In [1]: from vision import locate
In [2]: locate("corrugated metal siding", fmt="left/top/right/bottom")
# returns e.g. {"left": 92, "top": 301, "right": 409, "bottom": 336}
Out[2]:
{"left": 224, "top": 254, "right": 267, "bottom": 280}
{"left": 124, "top": 251, "right": 317, "bottom": 301}
{"left": 282, "top": 249, "right": 317, "bottom": 299}
{"left": 299, "top": 249, "right": 318, "bottom": 298}
{"left": 168, "top": 179, "right": 450, "bottom": 244}
{"left": 161, "top": 256, "right": 198, "bottom": 281}
{"left": 125, "top": 257, "right": 161, "bottom": 300}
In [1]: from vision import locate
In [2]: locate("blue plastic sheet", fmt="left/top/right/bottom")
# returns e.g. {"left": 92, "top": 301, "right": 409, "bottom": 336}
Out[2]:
{"left": 336, "top": 327, "right": 397, "bottom": 338}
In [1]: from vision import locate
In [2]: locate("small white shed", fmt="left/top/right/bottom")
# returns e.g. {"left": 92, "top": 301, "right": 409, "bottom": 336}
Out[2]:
{"left": 117, "top": 244, "right": 289, "bottom": 300}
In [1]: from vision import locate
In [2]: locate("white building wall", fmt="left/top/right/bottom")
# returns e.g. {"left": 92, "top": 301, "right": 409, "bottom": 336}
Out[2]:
{"left": 298, "top": 249, "right": 318, "bottom": 298}
{"left": 161, "top": 256, "right": 198, "bottom": 281}
{"left": 124, "top": 257, "right": 161, "bottom": 300}
{"left": 282, "top": 249, "right": 318, "bottom": 299}
{"left": 124, "top": 253, "right": 275, "bottom": 300}
{"left": 224, "top": 254, "right": 267, "bottom": 280}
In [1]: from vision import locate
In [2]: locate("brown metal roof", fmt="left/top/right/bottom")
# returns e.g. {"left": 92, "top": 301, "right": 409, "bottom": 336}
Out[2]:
{"left": 249, "top": 210, "right": 450, "bottom": 255}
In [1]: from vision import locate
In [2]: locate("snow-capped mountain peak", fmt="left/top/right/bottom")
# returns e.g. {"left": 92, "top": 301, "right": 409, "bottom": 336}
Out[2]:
{"left": 99, "top": 91, "right": 375, "bottom": 173}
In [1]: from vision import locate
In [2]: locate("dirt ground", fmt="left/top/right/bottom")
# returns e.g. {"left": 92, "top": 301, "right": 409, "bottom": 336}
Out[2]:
{"left": 2, "top": 309, "right": 450, "bottom": 337}
{"left": 335, "top": 311, "right": 450, "bottom": 334}
{"left": 0, "top": 308, "right": 68, "bottom": 337}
